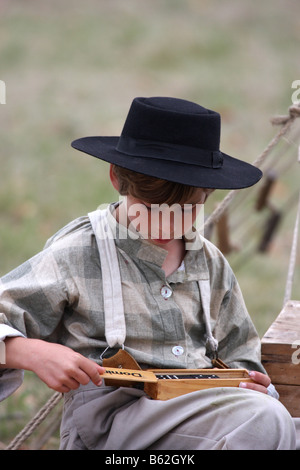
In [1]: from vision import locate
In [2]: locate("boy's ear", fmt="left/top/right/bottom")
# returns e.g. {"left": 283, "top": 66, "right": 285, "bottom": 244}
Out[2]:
{"left": 109, "top": 164, "right": 120, "bottom": 191}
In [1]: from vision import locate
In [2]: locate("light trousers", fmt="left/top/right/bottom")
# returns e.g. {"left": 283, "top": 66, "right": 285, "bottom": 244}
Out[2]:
{"left": 60, "top": 382, "right": 296, "bottom": 450}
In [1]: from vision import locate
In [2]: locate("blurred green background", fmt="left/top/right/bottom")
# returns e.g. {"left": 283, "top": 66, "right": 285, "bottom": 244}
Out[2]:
{"left": 0, "top": 0, "right": 299, "bottom": 449}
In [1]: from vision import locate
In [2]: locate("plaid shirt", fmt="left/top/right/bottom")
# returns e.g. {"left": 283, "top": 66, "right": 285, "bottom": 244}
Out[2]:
{"left": 0, "top": 203, "right": 264, "bottom": 372}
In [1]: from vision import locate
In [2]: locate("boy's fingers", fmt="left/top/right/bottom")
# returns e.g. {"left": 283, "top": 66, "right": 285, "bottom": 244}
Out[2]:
{"left": 239, "top": 382, "right": 268, "bottom": 394}
{"left": 80, "top": 359, "right": 105, "bottom": 386}
{"left": 248, "top": 371, "right": 271, "bottom": 388}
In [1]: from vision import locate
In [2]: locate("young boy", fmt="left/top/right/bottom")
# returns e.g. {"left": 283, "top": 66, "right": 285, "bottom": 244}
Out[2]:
{"left": 0, "top": 97, "right": 296, "bottom": 449}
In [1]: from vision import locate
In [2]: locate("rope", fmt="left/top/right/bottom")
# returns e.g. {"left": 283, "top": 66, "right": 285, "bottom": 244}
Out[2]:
{"left": 270, "top": 103, "right": 300, "bottom": 126}
{"left": 5, "top": 391, "right": 62, "bottom": 450}
{"left": 283, "top": 190, "right": 300, "bottom": 307}
{"left": 204, "top": 103, "right": 300, "bottom": 229}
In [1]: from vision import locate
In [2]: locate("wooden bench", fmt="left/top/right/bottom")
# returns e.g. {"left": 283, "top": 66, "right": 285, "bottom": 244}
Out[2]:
{"left": 261, "top": 300, "right": 300, "bottom": 417}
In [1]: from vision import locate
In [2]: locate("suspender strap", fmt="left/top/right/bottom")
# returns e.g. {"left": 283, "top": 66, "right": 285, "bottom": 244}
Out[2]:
{"left": 198, "top": 279, "right": 218, "bottom": 355}
{"left": 88, "top": 209, "right": 126, "bottom": 348}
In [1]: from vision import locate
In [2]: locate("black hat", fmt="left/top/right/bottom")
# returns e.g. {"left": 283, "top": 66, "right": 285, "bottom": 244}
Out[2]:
{"left": 71, "top": 96, "right": 262, "bottom": 189}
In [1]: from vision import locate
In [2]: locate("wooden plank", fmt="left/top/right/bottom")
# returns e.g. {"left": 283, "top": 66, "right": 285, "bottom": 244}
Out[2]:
{"left": 261, "top": 342, "right": 296, "bottom": 356}
{"left": 261, "top": 358, "right": 300, "bottom": 385}
{"left": 261, "top": 301, "right": 300, "bottom": 416}
{"left": 275, "top": 385, "right": 300, "bottom": 417}
{"left": 261, "top": 301, "right": 300, "bottom": 384}
{"left": 261, "top": 300, "right": 300, "bottom": 347}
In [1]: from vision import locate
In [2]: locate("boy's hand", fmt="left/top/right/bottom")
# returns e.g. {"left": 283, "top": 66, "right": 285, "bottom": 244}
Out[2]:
{"left": 29, "top": 341, "right": 106, "bottom": 393}
{"left": 239, "top": 370, "right": 271, "bottom": 394}
{"left": 3, "top": 337, "right": 105, "bottom": 394}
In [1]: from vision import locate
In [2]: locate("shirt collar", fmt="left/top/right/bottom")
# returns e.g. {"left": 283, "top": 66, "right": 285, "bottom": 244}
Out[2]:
{"left": 107, "top": 202, "right": 209, "bottom": 281}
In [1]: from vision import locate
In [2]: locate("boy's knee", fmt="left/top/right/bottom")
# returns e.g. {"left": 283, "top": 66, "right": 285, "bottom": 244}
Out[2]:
{"left": 246, "top": 393, "right": 296, "bottom": 450}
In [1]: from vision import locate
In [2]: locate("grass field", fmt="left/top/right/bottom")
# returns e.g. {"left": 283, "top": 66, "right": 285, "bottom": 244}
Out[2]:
{"left": 0, "top": 0, "right": 299, "bottom": 449}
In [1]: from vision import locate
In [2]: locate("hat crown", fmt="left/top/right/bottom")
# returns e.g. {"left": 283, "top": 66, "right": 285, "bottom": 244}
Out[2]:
{"left": 121, "top": 97, "right": 221, "bottom": 151}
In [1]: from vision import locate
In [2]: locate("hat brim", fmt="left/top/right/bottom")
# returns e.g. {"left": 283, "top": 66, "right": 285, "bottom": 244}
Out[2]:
{"left": 71, "top": 136, "right": 262, "bottom": 190}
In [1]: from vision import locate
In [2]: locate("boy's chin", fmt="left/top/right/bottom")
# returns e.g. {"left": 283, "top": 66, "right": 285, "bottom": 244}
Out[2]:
{"left": 151, "top": 238, "right": 173, "bottom": 245}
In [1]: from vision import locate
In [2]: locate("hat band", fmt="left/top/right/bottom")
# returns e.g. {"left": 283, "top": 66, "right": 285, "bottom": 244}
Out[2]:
{"left": 116, "top": 136, "right": 223, "bottom": 169}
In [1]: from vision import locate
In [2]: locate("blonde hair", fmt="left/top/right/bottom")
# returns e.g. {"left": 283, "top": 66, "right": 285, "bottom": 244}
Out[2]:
{"left": 112, "top": 165, "right": 201, "bottom": 205}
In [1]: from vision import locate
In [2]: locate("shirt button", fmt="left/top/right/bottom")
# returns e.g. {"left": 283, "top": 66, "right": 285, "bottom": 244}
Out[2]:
{"left": 172, "top": 345, "right": 184, "bottom": 356}
{"left": 160, "top": 285, "right": 172, "bottom": 299}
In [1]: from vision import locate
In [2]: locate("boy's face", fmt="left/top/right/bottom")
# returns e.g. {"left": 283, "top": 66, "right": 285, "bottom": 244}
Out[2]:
{"left": 120, "top": 188, "right": 213, "bottom": 247}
